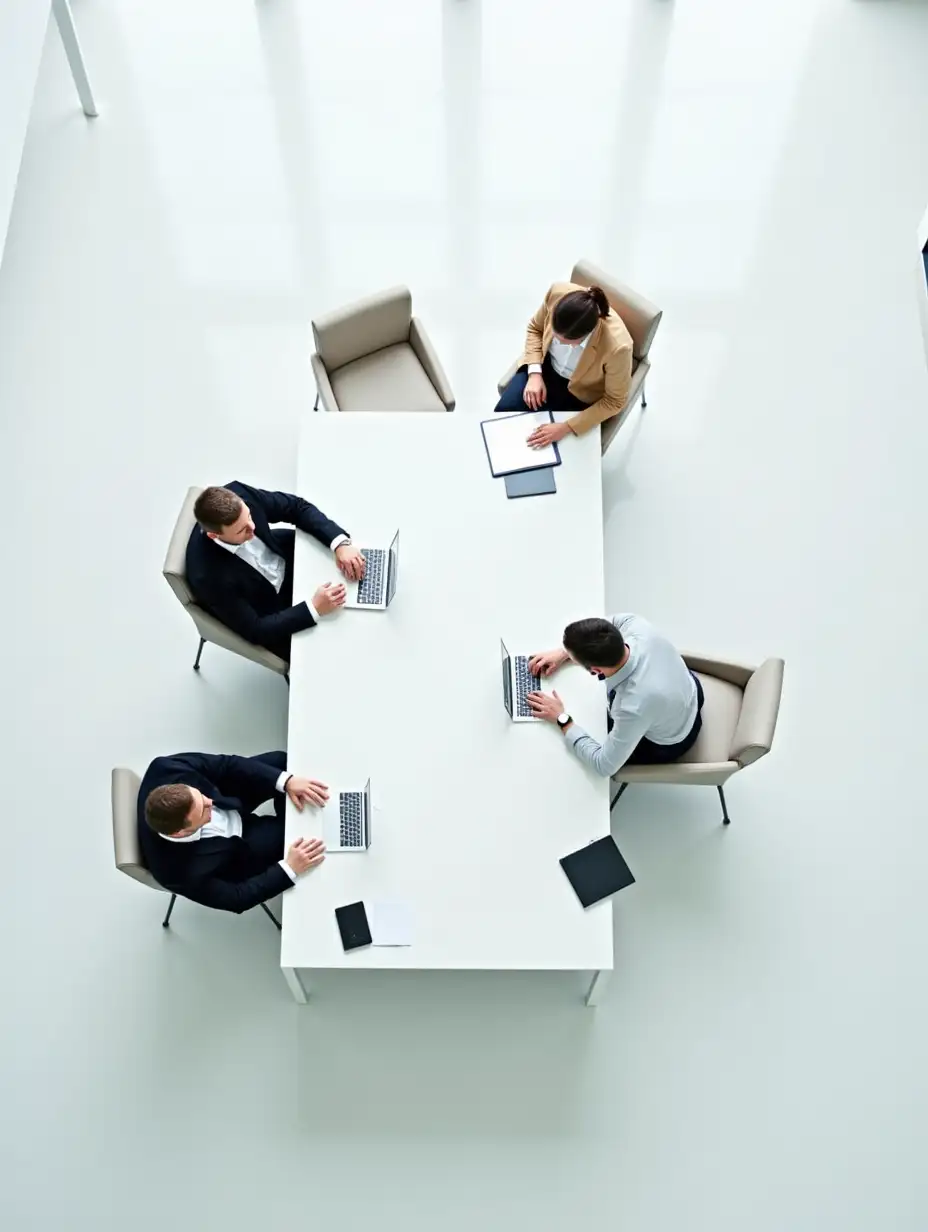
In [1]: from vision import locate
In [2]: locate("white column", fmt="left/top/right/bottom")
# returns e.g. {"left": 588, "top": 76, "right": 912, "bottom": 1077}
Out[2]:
{"left": 52, "top": 0, "right": 98, "bottom": 118}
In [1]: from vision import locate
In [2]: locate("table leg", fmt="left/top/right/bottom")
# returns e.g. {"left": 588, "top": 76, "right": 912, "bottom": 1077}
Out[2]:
{"left": 585, "top": 969, "right": 610, "bottom": 1008}
{"left": 52, "top": 0, "right": 99, "bottom": 118}
{"left": 282, "top": 966, "right": 308, "bottom": 1004}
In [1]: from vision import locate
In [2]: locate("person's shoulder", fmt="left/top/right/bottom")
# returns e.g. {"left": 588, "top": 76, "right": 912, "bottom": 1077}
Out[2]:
{"left": 604, "top": 311, "right": 633, "bottom": 352}
{"left": 138, "top": 756, "right": 176, "bottom": 803}
{"left": 185, "top": 524, "right": 217, "bottom": 576}
{"left": 143, "top": 751, "right": 203, "bottom": 783}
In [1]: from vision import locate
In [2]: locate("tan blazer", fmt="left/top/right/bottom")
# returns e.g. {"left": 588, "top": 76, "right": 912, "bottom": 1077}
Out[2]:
{"left": 522, "top": 282, "right": 634, "bottom": 436}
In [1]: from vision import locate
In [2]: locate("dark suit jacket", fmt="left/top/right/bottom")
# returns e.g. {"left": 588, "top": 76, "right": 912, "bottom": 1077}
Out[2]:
{"left": 138, "top": 751, "right": 292, "bottom": 914}
{"left": 185, "top": 480, "right": 347, "bottom": 657}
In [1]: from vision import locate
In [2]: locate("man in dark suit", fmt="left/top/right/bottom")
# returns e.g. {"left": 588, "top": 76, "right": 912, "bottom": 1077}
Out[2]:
{"left": 138, "top": 749, "right": 327, "bottom": 914}
{"left": 185, "top": 480, "right": 366, "bottom": 661}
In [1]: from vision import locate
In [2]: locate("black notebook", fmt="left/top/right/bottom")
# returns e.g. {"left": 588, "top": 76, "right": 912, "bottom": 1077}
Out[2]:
{"left": 335, "top": 901, "right": 372, "bottom": 951}
{"left": 560, "top": 836, "right": 635, "bottom": 908}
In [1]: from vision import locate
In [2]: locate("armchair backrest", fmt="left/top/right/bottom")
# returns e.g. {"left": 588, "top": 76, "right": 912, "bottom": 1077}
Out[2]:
{"left": 112, "top": 767, "right": 163, "bottom": 892}
{"left": 571, "top": 259, "right": 662, "bottom": 362}
{"left": 163, "top": 486, "right": 203, "bottom": 608}
{"left": 312, "top": 286, "right": 413, "bottom": 372}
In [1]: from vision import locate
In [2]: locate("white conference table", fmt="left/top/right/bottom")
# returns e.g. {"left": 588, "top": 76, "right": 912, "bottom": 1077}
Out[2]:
{"left": 282, "top": 411, "right": 613, "bottom": 1005}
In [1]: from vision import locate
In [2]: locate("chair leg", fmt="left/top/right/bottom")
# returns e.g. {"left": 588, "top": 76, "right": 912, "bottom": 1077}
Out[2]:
{"left": 313, "top": 392, "right": 320, "bottom": 411}
{"left": 718, "top": 785, "right": 731, "bottom": 826}
{"left": 610, "top": 782, "right": 629, "bottom": 810}
{"left": 260, "top": 902, "right": 282, "bottom": 931}
{"left": 193, "top": 637, "right": 205, "bottom": 671}
{"left": 162, "top": 894, "right": 177, "bottom": 928}
{"left": 640, "top": 382, "right": 647, "bottom": 410}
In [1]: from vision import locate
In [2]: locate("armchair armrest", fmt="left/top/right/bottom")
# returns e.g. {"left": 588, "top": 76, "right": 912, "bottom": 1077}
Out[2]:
{"left": 409, "top": 317, "right": 455, "bottom": 410}
{"left": 730, "top": 657, "right": 785, "bottom": 766}
{"left": 310, "top": 353, "right": 339, "bottom": 412}
{"left": 497, "top": 356, "right": 521, "bottom": 394}
{"left": 683, "top": 654, "right": 755, "bottom": 690}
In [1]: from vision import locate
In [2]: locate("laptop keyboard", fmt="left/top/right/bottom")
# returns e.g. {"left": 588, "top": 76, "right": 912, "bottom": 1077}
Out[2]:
{"left": 339, "top": 792, "right": 364, "bottom": 848}
{"left": 514, "top": 656, "right": 540, "bottom": 718}
{"left": 357, "top": 549, "right": 385, "bottom": 606}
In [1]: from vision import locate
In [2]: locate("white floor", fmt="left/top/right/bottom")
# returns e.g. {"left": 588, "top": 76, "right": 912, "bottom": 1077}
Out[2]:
{"left": 2, "top": 0, "right": 927, "bottom": 1227}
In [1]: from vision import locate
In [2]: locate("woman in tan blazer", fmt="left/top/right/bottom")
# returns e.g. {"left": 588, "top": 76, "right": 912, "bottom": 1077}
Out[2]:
{"left": 494, "top": 282, "right": 633, "bottom": 448}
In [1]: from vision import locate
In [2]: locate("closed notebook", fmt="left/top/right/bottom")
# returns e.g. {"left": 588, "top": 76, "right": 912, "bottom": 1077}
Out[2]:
{"left": 560, "top": 836, "right": 635, "bottom": 908}
{"left": 335, "top": 901, "right": 372, "bottom": 951}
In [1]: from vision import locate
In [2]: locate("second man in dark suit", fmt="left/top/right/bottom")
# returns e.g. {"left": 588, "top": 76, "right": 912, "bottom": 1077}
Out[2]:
{"left": 186, "top": 480, "right": 365, "bottom": 661}
{"left": 139, "top": 749, "right": 327, "bottom": 914}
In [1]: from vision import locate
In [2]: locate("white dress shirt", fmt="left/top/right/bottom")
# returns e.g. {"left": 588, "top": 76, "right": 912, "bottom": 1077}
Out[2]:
{"left": 161, "top": 770, "right": 300, "bottom": 882}
{"left": 528, "top": 332, "right": 591, "bottom": 381}
{"left": 566, "top": 613, "right": 699, "bottom": 777}
{"left": 214, "top": 531, "right": 349, "bottom": 625}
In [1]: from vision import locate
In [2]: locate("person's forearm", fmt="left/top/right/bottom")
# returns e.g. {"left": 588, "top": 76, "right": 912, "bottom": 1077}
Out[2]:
{"left": 564, "top": 724, "right": 633, "bottom": 778}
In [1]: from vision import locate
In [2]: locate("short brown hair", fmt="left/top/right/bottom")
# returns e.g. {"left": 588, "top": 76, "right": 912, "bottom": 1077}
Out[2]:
{"left": 145, "top": 784, "right": 194, "bottom": 835}
{"left": 194, "top": 486, "right": 243, "bottom": 533}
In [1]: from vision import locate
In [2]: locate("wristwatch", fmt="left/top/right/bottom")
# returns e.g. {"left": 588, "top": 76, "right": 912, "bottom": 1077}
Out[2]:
{"left": 556, "top": 712, "right": 572, "bottom": 730}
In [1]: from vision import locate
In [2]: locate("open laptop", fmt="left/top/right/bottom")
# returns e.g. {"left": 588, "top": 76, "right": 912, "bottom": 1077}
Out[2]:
{"left": 500, "top": 638, "right": 542, "bottom": 723}
{"left": 319, "top": 779, "right": 373, "bottom": 853}
{"left": 344, "top": 530, "right": 399, "bottom": 610}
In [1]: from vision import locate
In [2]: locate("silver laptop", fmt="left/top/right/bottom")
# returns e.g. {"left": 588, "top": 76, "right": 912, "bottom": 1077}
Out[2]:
{"left": 344, "top": 530, "right": 399, "bottom": 610}
{"left": 321, "top": 779, "right": 372, "bottom": 853}
{"left": 500, "top": 638, "right": 542, "bottom": 723}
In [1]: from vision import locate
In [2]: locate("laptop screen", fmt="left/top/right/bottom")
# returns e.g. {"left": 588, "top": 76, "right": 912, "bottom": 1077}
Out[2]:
{"left": 500, "top": 639, "right": 513, "bottom": 717}
{"left": 361, "top": 778, "right": 371, "bottom": 847}
{"left": 385, "top": 530, "right": 400, "bottom": 607}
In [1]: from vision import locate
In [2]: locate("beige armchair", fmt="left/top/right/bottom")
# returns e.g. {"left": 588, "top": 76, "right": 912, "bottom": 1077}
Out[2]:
{"left": 111, "top": 767, "right": 281, "bottom": 930}
{"left": 311, "top": 285, "right": 455, "bottom": 413}
{"left": 611, "top": 656, "right": 785, "bottom": 824}
{"left": 497, "top": 258, "right": 662, "bottom": 455}
{"left": 163, "top": 487, "right": 290, "bottom": 680}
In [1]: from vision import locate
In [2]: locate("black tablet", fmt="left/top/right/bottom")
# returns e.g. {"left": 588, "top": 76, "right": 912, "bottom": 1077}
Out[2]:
{"left": 560, "top": 837, "right": 635, "bottom": 908}
{"left": 335, "top": 901, "right": 372, "bottom": 951}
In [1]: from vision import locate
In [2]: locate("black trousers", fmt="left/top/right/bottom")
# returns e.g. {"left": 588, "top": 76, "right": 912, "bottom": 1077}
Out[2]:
{"left": 242, "top": 749, "right": 287, "bottom": 865}
{"left": 625, "top": 676, "right": 706, "bottom": 765}
{"left": 493, "top": 355, "right": 589, "bottom": 414}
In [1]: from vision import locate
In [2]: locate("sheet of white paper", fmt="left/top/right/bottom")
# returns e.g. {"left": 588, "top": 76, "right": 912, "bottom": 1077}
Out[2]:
{"left": 369, "top": 901, "right": 414, "bottom": 947}
{"left": 482, "top": 411, "right": 558, "bottom": 475}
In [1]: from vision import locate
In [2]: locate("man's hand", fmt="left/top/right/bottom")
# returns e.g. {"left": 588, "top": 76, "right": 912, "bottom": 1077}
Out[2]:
{"left": 528, "top": 647, "right": 569, "bottom": 677}
{"left": 285, "top": 776, "right": 330, "bottom": 811}
{"left": 527, "top": 689, "right": 565, "bottom": 723}
{"left": 527, "top": 420, "right": 570, "bottom": 450}
{"left": 335, "top": 543, "right": 365, "bottom": 582}
{"left": 523, "top": 373, "right": 547, "bottom": 410}
{"left": 285, "top": 837, "right": 326, "bottom": 875}
{"left": 312, "top": 581, "right": 346, "bottom": 615}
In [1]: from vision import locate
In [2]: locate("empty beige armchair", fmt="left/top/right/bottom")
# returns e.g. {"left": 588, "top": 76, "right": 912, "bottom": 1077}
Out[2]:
{"left": 111, "top": 767, "right": 281, "bottom": 931}
{"left": 497, "top": 259, "right": 662, "bottom": 455}
{"left": 163, "top": 487, "right": 290, "bottom": 680}
{"left": 311, "top": 285, "right": 455, "bottom": 413}
{"left": 611, "top": 656, "right": 785, "bottom": 824}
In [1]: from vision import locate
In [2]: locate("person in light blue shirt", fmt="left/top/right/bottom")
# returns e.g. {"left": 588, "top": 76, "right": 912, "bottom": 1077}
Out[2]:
{"left": 526, "top": 614, "right": 705, "bottom": 778}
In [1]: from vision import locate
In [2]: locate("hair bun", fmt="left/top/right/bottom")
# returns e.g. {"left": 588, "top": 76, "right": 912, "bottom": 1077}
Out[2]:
{"left": 586, "top": 285, "right": 610, "bottom": 317}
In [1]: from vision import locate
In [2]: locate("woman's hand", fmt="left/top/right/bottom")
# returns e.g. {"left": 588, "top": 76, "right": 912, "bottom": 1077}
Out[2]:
{"left": 523, "top": 374, "right": 547, "bottom": 410}
{"left": 527, "top": 421, "right": 570, "bottom": 449}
